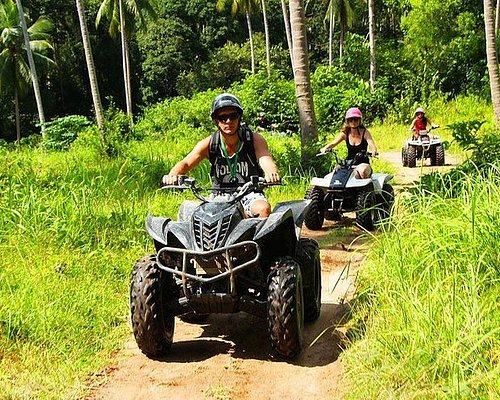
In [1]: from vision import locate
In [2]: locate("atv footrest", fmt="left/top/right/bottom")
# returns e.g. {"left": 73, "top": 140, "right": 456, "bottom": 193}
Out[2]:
{"left": 187, "top": 293, "right": 236, "bottom": 314}
{"left": 238, "top": 295, "right": 266, "bottom": 318}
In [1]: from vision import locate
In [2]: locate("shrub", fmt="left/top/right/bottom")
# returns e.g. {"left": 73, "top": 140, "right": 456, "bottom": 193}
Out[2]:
{"left": 42, "top": 115, "right": 92, "bottom": 151}
{"left": 312, "top": 66, "right": 389, "bottom": 131}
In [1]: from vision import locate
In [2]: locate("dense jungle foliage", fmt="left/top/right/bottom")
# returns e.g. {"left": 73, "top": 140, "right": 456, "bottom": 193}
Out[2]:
{"left": 0, "top": 0, "right": 489, "bottom": 141}
{"left": 1, "top": 0, "right": 500, "bottom": 399}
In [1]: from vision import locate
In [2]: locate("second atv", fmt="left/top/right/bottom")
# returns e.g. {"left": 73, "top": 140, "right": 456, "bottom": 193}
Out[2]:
{"left": 304, "top": 150, "right": 394, "bottom": 231}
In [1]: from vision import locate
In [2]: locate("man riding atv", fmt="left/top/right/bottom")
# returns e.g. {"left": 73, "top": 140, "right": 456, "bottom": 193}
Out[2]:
{"left": 161, "top": 93, "right": 280, "bottom": 217}
{"left": 132, "top": 94, "right": 321, "bottom": 359}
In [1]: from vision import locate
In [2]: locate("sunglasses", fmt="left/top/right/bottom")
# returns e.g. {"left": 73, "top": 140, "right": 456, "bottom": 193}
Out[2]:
{"left": 347, "top": 117, "right": 360, "bottom": 122}
{"left": 216, "top": 112, "right": 240, "bottom": 123}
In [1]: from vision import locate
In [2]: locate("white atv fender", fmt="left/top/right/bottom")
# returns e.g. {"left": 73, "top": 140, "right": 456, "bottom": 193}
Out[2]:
{"left": 311, "top": 172, "right": 370, "bottom": 189}
{"left": 406, "top": 134, "right": 442, "bottom": 148}
{"left": 371, "top": 173, "right": 393, "bottom": 193}
{"left": 311, "top": 172, "right": 393, "bottom": 193}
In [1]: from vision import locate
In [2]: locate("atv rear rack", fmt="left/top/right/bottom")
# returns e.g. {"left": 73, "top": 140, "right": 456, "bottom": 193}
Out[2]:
{"left": 156, "top": 241, "right": 261, "bottom": 298}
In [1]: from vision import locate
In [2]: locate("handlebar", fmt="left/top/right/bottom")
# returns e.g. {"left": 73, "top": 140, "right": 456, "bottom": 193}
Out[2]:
{"left": 316, "top": 149, "right": 377, "bottom": 163}
{"left": 161, "top": 175, "right": 281, "bottom": 203}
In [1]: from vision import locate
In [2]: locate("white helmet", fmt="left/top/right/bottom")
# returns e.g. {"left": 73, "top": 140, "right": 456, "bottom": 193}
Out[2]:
{"left": 414, "top": 107, "right": 425, "bottom": 116}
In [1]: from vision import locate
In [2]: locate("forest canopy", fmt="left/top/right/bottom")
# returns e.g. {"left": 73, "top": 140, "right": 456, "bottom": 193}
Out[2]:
{"left": 0, "top": 0, "right": 489, "bottom": 141}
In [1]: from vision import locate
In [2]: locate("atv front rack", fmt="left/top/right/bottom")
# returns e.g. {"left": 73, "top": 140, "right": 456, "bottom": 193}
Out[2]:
{"left": 156, "top": 241, "right": 261, "bottom": 298}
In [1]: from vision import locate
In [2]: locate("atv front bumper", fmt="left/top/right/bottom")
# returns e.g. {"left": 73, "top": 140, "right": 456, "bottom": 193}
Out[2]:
{"left": 156, "top": 241, "right": 261, "bottom": 298}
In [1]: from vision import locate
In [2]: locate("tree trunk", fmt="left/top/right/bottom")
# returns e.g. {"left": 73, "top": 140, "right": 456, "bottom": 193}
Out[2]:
{"left": 289, "top": 0, "right": 317, "bottom": 154}
{"left": 484, "top": 0, "right": 500, "bottom": 123}
{"left": 368, "top": 0, "right": 376, "bottom": 90}
{"left": 281, "top": 0, "right": 294, "bottom": 72}
{"left": 14, "top": 88, "right": 21, "bottom": 144}
{"left": 75, "top": 0, "right": 105, "bottom": 133}
{"left": 245, "top": 11, "right": 255, "bottom": 74}
{"left": 15, "top": 0, "right": 46, "bottom": 137}
{"left": 339, "top": 28, "right": 344, "bottom": 59}
{"left": 496, "top": 0, "right": 500, "bottom": 36}
{"left": 119, "top": 0, "right": 132, "bottom": 117}
{"left": 261, "top": 0, "right": 271, "bottom": 77}
{"left": 124, "top": 37, "right": 132, "bottom": 120}
{"left": 329, "top": 6, "right": 335, "bottom": 66}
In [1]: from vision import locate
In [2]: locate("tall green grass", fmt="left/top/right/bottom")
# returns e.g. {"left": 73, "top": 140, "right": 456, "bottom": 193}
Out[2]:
{"left": 0, "top": 132, "right": 308, "bottom": 398}
{"left": 342, "top": 169, "right": 500, "bottom": 399}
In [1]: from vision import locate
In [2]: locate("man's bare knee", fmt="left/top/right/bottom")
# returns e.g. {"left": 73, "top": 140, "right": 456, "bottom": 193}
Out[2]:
{"left": 251, "top": 200, "right": 271, "bottom": 217}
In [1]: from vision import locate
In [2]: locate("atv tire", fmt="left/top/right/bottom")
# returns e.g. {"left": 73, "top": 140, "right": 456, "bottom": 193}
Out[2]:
{"left": 407, "top": 145, "right": 417, "bottom": 168}
{"left": 435, "top": 144, "right": 445, "bottom": 166}
{"left": 295, "top": 238, "right": 321, "bottom": 322}
{"left": 130, "top": 255, "right": 177, "bottom": 358}
{"left": 304, "top": 187, "right": 325, "bottom": 230}
{"left": 356, "top": 190, "right": 376, "bottom": 231}
{"left": 402, "top": 146, "right": 408, "bottom": 167}
{"left": 267, "top": 258, "right": 304, "bottom": 358}
{"left": 376, "top": 184, "right": 394, "bottom": 223}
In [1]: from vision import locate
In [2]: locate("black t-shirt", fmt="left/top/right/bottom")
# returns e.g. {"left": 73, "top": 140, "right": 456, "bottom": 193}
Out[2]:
{"left": 209, "top": 125, "right": 264, "bottom": 191}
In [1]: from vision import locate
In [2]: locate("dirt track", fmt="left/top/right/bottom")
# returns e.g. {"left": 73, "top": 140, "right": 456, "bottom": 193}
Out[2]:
{"left": 86, "top": 152, "right": 459, "bottom": 400}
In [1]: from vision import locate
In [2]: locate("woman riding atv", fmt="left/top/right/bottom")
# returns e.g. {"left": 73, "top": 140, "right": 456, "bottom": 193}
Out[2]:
{"left": 320, "top": 107, "right": 378, "bottom": 179}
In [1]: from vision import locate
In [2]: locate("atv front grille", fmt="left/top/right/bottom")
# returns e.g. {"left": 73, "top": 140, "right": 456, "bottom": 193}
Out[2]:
{"left": 193, "top": 215, "right": 231, "bottom": 251}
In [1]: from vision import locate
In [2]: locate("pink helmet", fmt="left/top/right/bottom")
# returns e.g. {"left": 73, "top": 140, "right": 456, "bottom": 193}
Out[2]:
{"left": 345, "top": 107, "right": 362, "bottom": 120}
{"left": 414, "top": 107, "right": 425, "bottom": 116}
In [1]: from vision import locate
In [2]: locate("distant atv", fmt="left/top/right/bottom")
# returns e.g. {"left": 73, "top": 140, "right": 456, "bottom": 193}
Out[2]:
{"left": 130, "top": 176, "right": 321, "bottom": 359}
{"left": 402, "top": 126, "right": 444, "bottom": 168}
{"left": 304, "top": 150, "right": 394, "bottom": 231}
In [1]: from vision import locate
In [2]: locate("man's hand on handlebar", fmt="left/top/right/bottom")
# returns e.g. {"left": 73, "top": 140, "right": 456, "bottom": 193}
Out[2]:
{"left": 265, "top": 172, "right": 281, "bottom": 184}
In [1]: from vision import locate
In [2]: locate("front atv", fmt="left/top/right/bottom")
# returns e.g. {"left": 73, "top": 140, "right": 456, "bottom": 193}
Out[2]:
{"left": 130, "top": 176, "right": 321, "bottom": 359}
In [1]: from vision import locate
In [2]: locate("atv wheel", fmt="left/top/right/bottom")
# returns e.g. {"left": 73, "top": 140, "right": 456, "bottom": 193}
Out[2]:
{"left": 304, "top": 187, "right": 325, "bottom": 230}
{"left": 267, "top": 258, "right": 304, "bottom": 358}
{"left": 401, "top": 147, "right": 408, "bottom": 167}
{"left": 376, "top": 184, "right": 394, "bottom": 223}
{"left": 356, "top": 190, "right": 376, "bottom": 231}
{"left": 429, "top": 146, "right": 437, "bottom": 166}
{"left": 130, "top": 255, "right": 177, "bottom": 358}
{"left": 295, "top": 238, "right": 321, "bottom": 322}
{"left": 435, "top": 144, "right": 445, "bottom": 166}
{"left": 407, "top": 146, "right": 417, "bottom": 168}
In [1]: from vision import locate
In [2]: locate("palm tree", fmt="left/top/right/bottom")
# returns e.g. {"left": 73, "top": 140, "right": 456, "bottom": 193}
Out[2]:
{"left": 96, "top": 0, "right": 156, "bottom": 118}
{"left": 333, "top": 0, "right": 355, "bottom": 59}
{"left": 280, "top": 0, "right": 294, "bottom": 71}
{"left": 75, "top": 0, "right": 105, "bottom": 133}
{"left": 484, "top": 0, "right": 500, "bottom": 123}
{"left": 0, "top": 0, "right": 54, "bottom": 142}
{"left": 289, "top": 0, "right": 317, "bottom": 155}
{"left": 15, "top": 0, "right": 46, "bottom": 136}
{"left": 261, "top": 0, "right": 270, "bottom": 76}
{"left": 495, "top": 0, "right": 500, "bottom": 36}
{"left": 368, "top": 0, "right": 376, "bottom": 90}
{"left": 217, "top": 0, "right": 259, "bottom": 74}
{"left": 321, "top": 0, "right": 336, "bottom": 66}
